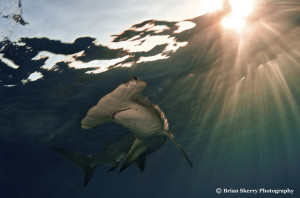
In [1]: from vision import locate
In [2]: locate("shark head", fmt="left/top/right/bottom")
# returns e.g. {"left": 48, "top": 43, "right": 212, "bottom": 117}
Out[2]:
{"left": 111, "top": 77, "right": 147, "bottom": 99}
{"left": 81, "top": 105, "right": 109, "bottom": 129}
{"left": 81, "top": 77, "right": 147, "bottom": 129}
{"left": 124, "top": 77, "right": 147, "bottom": 89}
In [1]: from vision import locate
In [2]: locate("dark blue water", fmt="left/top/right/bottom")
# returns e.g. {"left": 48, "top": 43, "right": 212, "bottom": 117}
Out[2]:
{"left": 1, "top": 1, "right": 300, "bottom": 197}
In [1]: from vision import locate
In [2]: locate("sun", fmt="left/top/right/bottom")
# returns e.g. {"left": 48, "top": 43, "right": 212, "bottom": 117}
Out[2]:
{"left": 221, "top": 0, "right": 255, "bottom": 32}
{"left": 221, "top": 16, "right": 246, "bottom": 32}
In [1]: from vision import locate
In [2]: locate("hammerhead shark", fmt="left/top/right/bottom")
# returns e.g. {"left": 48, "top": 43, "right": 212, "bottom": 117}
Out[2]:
{"left": 53, "top": 77, "right": 192, "bottom": 185}
{"left": 52, "top": 133, "right": 166, "bottom": 186}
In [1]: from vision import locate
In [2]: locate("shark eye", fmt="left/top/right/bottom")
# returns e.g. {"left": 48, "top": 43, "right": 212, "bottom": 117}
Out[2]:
{"left": 133, "top": 76, "right": 139, "bottom": 81}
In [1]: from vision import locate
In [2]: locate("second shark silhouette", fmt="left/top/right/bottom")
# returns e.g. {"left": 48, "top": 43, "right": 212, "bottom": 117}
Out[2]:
{"left": 52, "top": 77, "right": 192, "bottom": 186}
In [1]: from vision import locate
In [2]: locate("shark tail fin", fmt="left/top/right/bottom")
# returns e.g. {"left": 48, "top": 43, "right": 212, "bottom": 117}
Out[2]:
{"left": 163, "top": 131, "right": 193, "bottom": 167}
{"left": 51, "top": 146, "right": 96, "bottom": 186}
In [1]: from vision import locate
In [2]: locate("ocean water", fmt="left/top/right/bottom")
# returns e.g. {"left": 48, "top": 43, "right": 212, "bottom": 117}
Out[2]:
{"left": 1, "top": 1, "right": 300, "bottom": 198}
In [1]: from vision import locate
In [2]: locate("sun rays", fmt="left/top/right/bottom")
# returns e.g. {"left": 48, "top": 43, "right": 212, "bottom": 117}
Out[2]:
{"left": 221, "top": 0, "right": 255, "bottom": 32}
{"left": 169, "top": 1, "right": 300, "bottom": 166}
{"left": 199, "top": 0, "right": 256, "bottom": 32}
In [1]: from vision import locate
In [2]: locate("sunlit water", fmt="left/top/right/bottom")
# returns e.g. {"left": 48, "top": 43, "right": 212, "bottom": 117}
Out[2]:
{"left": 1, "top": 0, "right": 300, "bottom": 197}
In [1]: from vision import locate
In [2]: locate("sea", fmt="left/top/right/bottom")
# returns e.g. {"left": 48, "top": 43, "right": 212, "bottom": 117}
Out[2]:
{"left": 1, "top": 0, "right": 300, "bottom": 197}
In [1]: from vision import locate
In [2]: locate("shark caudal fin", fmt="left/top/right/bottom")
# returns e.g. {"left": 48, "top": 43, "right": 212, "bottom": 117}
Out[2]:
{"left": 119, "top": 139, "right": 148, "bottom": 173}
{"left": 163, "top": 131, "right": 193, "bottom": 167}
{"left": 51, "top": 146, "right": 96, "bottom": 186}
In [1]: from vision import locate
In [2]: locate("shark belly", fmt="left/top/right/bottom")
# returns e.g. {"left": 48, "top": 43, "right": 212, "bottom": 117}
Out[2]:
{"left": 113, "top": 104, "right": 164, "bottom": 139}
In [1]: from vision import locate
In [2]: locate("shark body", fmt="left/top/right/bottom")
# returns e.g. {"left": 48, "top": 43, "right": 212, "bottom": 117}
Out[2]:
{"left": 53, "top": 77, "right": 192, "bottom": 185}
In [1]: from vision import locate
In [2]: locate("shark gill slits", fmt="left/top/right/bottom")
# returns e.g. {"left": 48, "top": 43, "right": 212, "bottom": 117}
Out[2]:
{"left": 112, "top": 108, "right": 132, "bottom": 120}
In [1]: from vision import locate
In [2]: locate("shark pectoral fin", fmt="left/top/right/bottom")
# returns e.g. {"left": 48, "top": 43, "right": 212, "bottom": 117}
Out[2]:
{"left": 163, "top": 131, "right": 193, "bottom": 167}
{"left": 51, "top": 146, "right": 96, "bottom": 186}
{"left": 135, "top": 157, "right": 146, "bottom": 172}
{"left": 119, "top": 139, "right": 148, "bottom": 173}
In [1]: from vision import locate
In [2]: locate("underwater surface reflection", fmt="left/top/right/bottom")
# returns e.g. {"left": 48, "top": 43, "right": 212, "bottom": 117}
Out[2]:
{"left": 1, "top": 0, "right": 300, "bottom": 197}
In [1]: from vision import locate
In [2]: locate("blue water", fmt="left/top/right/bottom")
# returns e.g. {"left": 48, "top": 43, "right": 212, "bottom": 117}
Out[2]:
{"left": 1, "top": 1, "right": 300, "bottom": 197}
